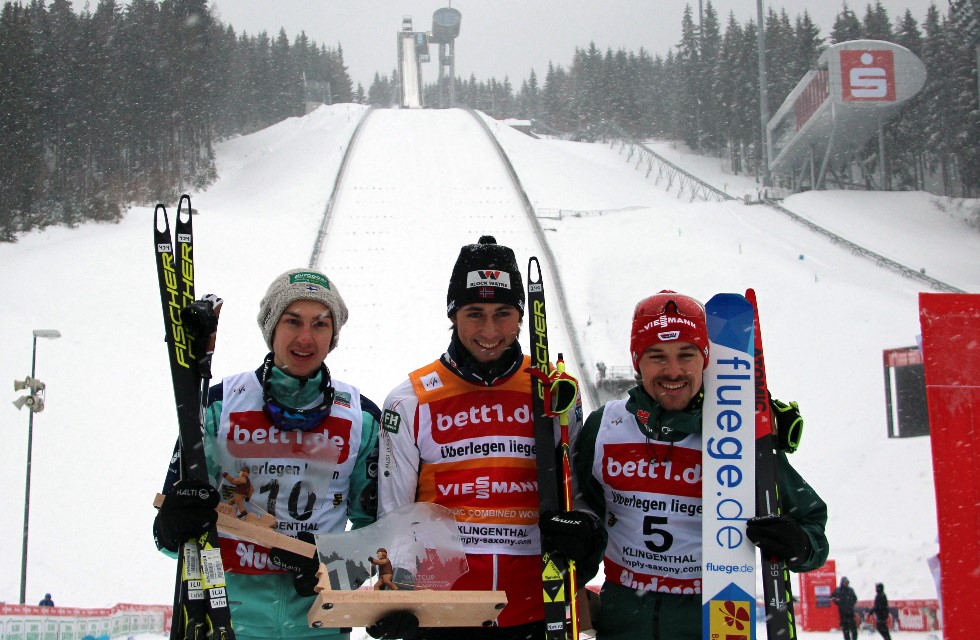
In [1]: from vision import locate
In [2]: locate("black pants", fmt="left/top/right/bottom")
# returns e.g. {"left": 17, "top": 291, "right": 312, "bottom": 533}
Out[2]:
{"left": 875, "top": 618, "right": 892, "bottom": 640}
{"left": 840, "top": 615, "right": 857, "bottom": 640}
{"left": 417, "top": 620, "right": 545, "bottom": 640}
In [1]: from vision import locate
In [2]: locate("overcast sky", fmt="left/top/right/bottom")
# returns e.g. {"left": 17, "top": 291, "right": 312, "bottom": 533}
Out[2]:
{"left": 204, "top": 0, "right": 943, "bottom": 89}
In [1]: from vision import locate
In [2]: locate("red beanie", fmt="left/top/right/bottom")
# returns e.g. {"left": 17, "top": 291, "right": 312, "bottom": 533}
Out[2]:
{"left": 630, "top": 291, "right": 709, "bottom": 371}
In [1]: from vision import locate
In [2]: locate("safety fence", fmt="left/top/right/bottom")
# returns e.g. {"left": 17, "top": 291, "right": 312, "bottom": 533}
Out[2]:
{"left": 595, "top": 120, "right": 965, "bottom": 293}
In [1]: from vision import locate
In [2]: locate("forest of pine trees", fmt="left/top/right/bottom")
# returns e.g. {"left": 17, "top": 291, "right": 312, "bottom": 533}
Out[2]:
{"left": 2, "top": 1, "right": 978, "bottom": 241}
{"left": 0, "top": 0, "right": 355, "bottom": 240}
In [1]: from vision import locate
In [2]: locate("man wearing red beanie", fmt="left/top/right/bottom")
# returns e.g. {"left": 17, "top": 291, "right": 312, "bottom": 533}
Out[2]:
{"left": 571, "top": 291, "right": 829, "bottom": 640}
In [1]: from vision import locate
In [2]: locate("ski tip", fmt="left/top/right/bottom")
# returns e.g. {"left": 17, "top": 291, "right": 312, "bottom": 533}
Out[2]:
{"left": 153, "top": 204, "right": 169, "bottom": 232}
{"left": 177, "top": 194, "right": 193, "bottom": 223}
{"left": 705, "top": 292, "right": 752, "bottom": 311}
{"left": 527, "top": 256, "right": 542, "bottom": 284}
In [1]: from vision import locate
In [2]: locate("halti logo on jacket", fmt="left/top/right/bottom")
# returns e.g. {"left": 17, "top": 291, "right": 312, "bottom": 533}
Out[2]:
{"left": 466, "top": 270, "right": 511, "bottom": 290}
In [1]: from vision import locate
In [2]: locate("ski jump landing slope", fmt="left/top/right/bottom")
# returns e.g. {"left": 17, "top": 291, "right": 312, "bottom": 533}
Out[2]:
{"left": 316, "top": 108, "right": 577, "bottom": 402}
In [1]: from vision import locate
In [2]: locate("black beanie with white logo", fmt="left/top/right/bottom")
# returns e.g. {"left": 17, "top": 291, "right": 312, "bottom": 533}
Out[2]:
{"left": 446, "top": 236, "right": 524, "bottom": 317}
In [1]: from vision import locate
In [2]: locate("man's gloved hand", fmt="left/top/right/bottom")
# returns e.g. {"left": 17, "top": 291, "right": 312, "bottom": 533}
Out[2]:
{"left": 769, "top": 395, "right": 803, "bottom": 452}
{"left": 539, "top": 510, "right": 602, "bottom": 564}
{"left": 746, "top": 514, "right": 812, "bottom": 564}
{"left": 366, "top": 610, "right": 419, "bottom": 640}
{"left": 155, "top": 479, "right": 219, "bottom": 552}
{"left": 268, "top": 531, "right": 320, "bottom": 597}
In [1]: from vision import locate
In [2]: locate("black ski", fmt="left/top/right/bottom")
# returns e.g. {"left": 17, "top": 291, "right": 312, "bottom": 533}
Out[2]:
{"left": 527, "top": 257, "right": 570, "bottom": 640}
{"left": 154, "top": 195, "right": 233, "bottom": 640}
{"left": 747, "top": 288, "right": 797, "bottom": 640}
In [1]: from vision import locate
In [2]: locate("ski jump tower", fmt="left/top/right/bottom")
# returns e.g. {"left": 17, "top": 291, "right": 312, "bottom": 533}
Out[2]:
{"left": 766, "top": 40, "right": 926, "bottom": 191}
{"left": 431, "top": 7, "right": 462, "bottom": 108}
{"left": 397, "top": 8, "right": 461, "bottom": 109}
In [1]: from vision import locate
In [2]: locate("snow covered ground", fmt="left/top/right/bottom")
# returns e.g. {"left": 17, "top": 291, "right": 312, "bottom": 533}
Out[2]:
{"left": 2, "top": 103, "right": 972, "bottom": 638}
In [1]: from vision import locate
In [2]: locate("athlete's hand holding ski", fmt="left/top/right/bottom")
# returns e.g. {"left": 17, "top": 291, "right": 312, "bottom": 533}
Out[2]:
{"left": 539, "top": 510, "right": 602, "bottom": 564}
{"left": 746, "top": 513, "right": 812, "bottom": 563}
{"left": 154, "top": 479, "right": 219, "bottom": 552}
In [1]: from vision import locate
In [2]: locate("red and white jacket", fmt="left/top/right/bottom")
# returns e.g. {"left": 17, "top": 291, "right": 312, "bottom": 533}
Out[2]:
{"left": 378, "top": 355, "right": 561, "bottom": 627}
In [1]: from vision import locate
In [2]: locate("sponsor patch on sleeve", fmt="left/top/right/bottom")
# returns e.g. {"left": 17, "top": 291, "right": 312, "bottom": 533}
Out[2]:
{"left": 381, "top": 409, "right": 401, "bottom": 434}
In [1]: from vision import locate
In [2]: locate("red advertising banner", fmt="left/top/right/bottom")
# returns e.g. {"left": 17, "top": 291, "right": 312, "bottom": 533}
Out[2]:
{"left": 795, "top": 70, "right": 830, "bottom": 130}
{"left": 798, "top": 558, "right": 839, "bottom": 631}
{"left": 856, "top": 599, "right": 942, "bottom": 631}
{"left": 919, "top": 292, "right": 980, "bottom": 639}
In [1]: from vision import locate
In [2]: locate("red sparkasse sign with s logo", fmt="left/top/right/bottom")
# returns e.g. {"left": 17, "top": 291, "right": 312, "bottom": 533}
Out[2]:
{"left": 840, "top": 49, "right": 896, "bottom": 102}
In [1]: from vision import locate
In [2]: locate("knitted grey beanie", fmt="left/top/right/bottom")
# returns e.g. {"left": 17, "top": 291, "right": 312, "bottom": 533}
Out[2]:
{"left": 257, "top": 269, "right": 348, "bottom": 352}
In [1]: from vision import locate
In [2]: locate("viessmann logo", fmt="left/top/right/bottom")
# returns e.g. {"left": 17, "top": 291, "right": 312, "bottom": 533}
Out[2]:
{"left": 435, "top": 467, "right": 538, "bottom": 506}
{"left": 640, "top": 315, "right": 697, "bottom": 333}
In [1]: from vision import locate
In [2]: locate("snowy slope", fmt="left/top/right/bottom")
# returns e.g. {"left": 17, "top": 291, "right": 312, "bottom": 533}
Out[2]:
{"left": 318, "top": 108, "right": 574, "bottom": 402}
{"left": 2, "top": 105, "right": 970, "bottom": 627}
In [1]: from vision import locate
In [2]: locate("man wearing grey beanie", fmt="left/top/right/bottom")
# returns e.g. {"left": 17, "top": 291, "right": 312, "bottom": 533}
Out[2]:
{"left": 153, "top": 268, "right": 380, "bottom": 640}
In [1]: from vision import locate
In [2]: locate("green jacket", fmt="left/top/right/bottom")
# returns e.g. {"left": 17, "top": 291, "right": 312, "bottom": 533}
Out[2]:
{"left": 574, "top": 386, "right": 828, "bottom": 640}
{"left": 156, "top": 363, "right": 380, "bottom": 640}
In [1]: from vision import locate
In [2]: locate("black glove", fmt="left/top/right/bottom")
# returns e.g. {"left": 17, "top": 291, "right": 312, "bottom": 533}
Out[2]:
{"left": 746, "top": 514, "right": 812, "bottom": 564}
{"left": 366, "top": 610, "right": 419, "bottom": 640}
{"left": 155, "top": 479, "right": 219, "bottom": 552}
{"left": 769, "top": 395, "right": 803, "bottom": 453}
{"left": 539, "top": 510, "right": 602, "bottom": 564}
{"left": 268, "top": 531, "right": 320, "bottom": 597}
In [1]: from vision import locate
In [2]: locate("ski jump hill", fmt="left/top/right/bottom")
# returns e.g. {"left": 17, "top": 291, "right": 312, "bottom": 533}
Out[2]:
{"left": 1, "top": 103, "right": 974, "bottom": 614}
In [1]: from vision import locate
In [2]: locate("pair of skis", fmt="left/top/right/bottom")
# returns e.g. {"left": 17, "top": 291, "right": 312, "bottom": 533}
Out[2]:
{"left": 154, "top": 196, "right": 234, "bottom": 640}
{"left": 702, "top": 290, "right": 797, "bottom": 640}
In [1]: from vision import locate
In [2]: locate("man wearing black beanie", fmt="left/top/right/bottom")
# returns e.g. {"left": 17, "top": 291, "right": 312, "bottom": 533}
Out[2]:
{"left": 369, "top": 236, "right": 603, "bottom": 640}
